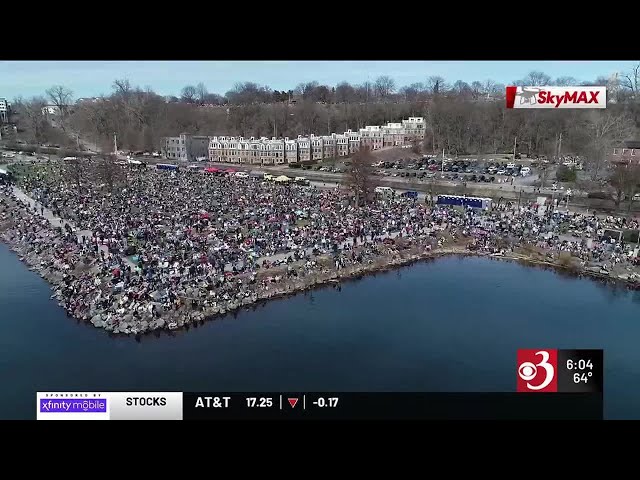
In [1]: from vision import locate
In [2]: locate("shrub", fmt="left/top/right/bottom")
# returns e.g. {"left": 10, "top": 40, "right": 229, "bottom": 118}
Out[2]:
{"left": 587, "top": 192, "right": 609, "bottom": 199}
{"left": 557, "top": 251, "right": 577, "bottom": 270}
{"left": 556, "top": 165, "right": 576, "bottom": 182}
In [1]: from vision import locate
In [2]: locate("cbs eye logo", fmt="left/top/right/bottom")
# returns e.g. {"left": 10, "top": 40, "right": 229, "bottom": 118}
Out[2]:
{"left": 517, "top": 349, "right": 558, "bottom": 392}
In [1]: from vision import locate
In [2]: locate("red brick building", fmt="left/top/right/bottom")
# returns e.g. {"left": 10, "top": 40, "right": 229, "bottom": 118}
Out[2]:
{"left": 610, "top": 140, "right": 640, "bottom": 165}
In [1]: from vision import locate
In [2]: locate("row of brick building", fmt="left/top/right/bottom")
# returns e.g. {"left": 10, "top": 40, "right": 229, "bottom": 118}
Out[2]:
{"left": 162, "top": 117, "right": 426, "bottom": 164}
{"left": 610, "top": 141, "right": 640, "bottom": 165}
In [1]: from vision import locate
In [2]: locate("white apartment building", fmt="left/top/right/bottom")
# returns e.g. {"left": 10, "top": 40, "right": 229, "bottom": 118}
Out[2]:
{"left": 335, "top": 133, "right": 349, "bottom": 157}
{"left": 209, "top": 136, "right": 248, "bottom": 163}
{"left": 209, "top": 136, "right": 287, "bottom": 165}
{"left": 346, "top": 129, "right": 361, "bottom": 154}
{"left": 382, "top": 122, "right": 405, "bottom": 147}
{"left": 310, "top": 134, "right": 323, "bottom": 161}
{"left": 297, "top": 135, "right": 311, "bottom": 162}
{"left": 322, "top": 135, "right": 336, "bottom": 159}
{"left": 0, "top": 98, "right": 8, "bottom": 123}
{"left": 202, "top": 116, "right": 424, "bottom": 165}
{"left": 402, "top": 117, "right": 426, "bottom": 140}
{"left": 285, "top": 137, "right": 298, "bottom": 163}
{"left": 259, "top": 137, "right": 286, "bottom": 165}
{"left": 359, "top": 125, "right": 384, "bottom": 151}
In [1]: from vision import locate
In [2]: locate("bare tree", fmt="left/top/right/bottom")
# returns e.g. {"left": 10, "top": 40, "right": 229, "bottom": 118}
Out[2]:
{"left": 609, "top": 164, "right": 640, "bottom": 208}
{"left": 451, "top": 80, "right": 473, "bottom": 98}
{"left": 582, "top": 111, "right": 635, "bottom": 181}
{"left": 195, "top": 83, "right": 208, "bottom": 105}
{"left": 411, "top": 138, "right": 421, "bottom": 155}
{"left": 203, "top": 93, "right": 225, "bottom": 105}
{"left": 113, "top": 79, "right": 132, "bottom": 98}
{"left": 399, "top": 83, "right": 424, "bottom": 102}
{"left": 225, "top": 82, "right": 271, "bottom": 105}
{"left": 45, "top": 85, "right": 74, "bottom": 131}
{"left": 425, "top": 76, "right": 448, "bottom": 96}
{"left": 374, "top": 76, "right": 396, "bottom": 99}
{"left": 46, "top": 85, "right": 74, "bottom": 115}
{"left": 470, "top": 81, "right": 484, "bottom": 100}
{"left": 621, "top": 63, "right": 640, "bottom": 99}
{"left": 555, "top": 76, "right": 579, "bottom": 86}
{"left": 335, "top": 82, "right": 356, "bottom": 103}
{"left": 516, "top": 71, "right": 552, "bottom": 86}
{"left": 13, "top": 96, "right": 49, "bottom": 144}
{"left": 296, "top": 82, "right": 320, "bottom": 100}
{"left": 313, "top": 85, "right": 332, "bottom": 103}
{"left": 627, "top": 166, "right": 640, "bottom": 212}
{"left": 181, "top": 85, "right": 197, "bottom": 103}
{"left": 538, "top": 164, "right": 550, "bottom": 189}
{"left": 347, "top": 147, "right": 377, "bottom": 206}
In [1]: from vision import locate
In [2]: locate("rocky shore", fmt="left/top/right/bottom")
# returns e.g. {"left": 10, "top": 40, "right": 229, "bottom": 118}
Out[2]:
{"left": 2, "top": 186, "right": 639, "bottom": 337}
{"left": 2, "top": 224, "right": 638, "bottom": 338}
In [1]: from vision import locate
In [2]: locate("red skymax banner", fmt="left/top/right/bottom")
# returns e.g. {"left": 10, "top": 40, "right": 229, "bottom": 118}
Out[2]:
{"left": 506, "top": 86, "right": 606, "bottom": 109}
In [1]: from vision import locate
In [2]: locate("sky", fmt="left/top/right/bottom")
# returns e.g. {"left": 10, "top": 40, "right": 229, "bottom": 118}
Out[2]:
{"left": 0, "top": 60, "right": 638, "bottom": 101}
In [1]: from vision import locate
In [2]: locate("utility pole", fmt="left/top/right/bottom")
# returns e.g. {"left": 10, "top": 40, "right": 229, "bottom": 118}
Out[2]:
{"left": 517, "top": 188, "right": 522, "bottom": 209}
{"left": 513, "top": 136, "right": 517, "bottom": 161}
{"left": 365, "top": 75, "right": 370, "bottom": 125}
{"left": 558, "top": 132, "right": 563, "bottom": 158}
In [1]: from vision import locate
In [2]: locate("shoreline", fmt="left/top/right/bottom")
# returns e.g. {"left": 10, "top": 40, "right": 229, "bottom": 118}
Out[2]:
{"left": 2, "top": 177, "right": 639, "bottom": 337}
{"left": 1, "top": 224, "right": 638, "bottom": 338}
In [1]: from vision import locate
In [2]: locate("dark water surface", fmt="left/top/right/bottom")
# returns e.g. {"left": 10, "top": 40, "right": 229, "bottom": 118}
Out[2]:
{"left": 1, "top": 243, "right": 639, "bottom": 419}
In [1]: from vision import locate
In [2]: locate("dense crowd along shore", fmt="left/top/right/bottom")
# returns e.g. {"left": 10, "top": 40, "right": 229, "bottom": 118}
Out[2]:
{"left": 0, "top": 161, "right": 639, "bottom": 335}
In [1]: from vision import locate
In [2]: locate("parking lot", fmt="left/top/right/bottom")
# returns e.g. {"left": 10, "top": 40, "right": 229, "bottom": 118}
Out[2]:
{"left": 298, "top": 154, "right": 560, "bottom": 187}
{"left": 370, "top": 156, "right": 543, "bottom": 186}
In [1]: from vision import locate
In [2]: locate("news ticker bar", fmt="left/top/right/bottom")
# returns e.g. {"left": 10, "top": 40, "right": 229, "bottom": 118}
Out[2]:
{"left": 37, "top": 392, "right": 603, "bottom": 420}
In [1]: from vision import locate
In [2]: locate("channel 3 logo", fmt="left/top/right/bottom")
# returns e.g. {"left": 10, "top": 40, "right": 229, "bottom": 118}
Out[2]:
{"left": 517, "top": 349, "right": 558, "bottom": 392}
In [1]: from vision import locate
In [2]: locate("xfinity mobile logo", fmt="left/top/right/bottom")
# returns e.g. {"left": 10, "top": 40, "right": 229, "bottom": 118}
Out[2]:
{"left": 506, "top": 86, "right": 606, "bottom": 109}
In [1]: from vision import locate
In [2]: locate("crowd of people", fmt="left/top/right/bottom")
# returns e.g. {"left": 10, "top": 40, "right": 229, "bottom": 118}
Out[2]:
{"left": 0, "top": 160, "right": 638, "bottom": 334}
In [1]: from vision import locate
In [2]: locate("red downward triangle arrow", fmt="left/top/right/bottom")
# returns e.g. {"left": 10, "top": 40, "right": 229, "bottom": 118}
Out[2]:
{"left": 288, "top": 397, "right": 298, "bottom": 408}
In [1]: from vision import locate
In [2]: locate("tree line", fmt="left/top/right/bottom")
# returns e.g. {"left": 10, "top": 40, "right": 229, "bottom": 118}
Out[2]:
{"left": 5, "top": 66, "right": 640, "bottom": 172}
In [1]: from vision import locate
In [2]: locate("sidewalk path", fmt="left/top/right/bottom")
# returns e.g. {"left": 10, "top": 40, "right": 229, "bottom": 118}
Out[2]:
{"left": 11, "top": 186, "right": 136, "bottom": 268}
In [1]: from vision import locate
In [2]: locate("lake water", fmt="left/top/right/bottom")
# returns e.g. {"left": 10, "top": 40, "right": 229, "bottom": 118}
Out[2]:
{"left": 1, "top": 243, "right": 639, "bottom": 419}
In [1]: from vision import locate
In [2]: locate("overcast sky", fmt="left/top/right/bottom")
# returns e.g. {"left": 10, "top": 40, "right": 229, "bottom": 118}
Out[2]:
{"left": 0, "top": 60, "right": 637, "bottom": 100}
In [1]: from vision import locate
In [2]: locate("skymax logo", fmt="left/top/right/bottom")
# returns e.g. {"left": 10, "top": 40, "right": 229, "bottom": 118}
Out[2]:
{"left": 505, "top": 86, "right": 606, "bottom": 109}
{"left": 539, "top": 90, "right": 600, "bottom": 107}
